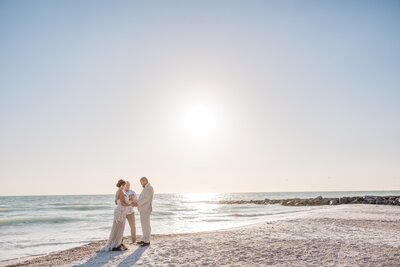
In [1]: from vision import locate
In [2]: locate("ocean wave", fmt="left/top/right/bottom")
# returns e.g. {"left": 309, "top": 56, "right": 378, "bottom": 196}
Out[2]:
{"left": 54, "top": 205, "right": 110, "bottom": 211}
{"left": 17, "top": 240, "right": 88, "bottom": 249}
{"left": 227, "top": 213, "right": 271, "bottom": 218}
{"left": 169, "top": 207, "right": 198, "bottom": 212}
{"left": 204, "top": 218, "right": 227, "bottom": 222}
{"left": 0, "top": 208, "right": 14, "bottom": 212}
{"left": 183, "top": 200, "right": 220, "bottom": 204}
{"left": 0, "top": 216, "right": 83, "bottom": 227}
{"left": 0, "top": 253, "right": 47, "bottom": 263}
{"left": 226, "top": 209, "right": 311, "bottom": 218}
{"left": 49, "top": 202, "right": 110, "bottom": 206}
{"left": 152, "top": 211, "right": 175, "bottom": 216}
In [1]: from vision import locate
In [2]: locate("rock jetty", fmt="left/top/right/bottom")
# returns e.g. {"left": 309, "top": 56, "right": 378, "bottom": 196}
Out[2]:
{"left": 219, "top": 195, "right": 400, "bottom": 206}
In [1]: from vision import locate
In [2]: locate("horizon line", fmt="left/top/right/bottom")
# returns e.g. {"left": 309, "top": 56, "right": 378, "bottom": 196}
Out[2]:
{"left": 1, "top": 189, "right": 400, "bottom": 197}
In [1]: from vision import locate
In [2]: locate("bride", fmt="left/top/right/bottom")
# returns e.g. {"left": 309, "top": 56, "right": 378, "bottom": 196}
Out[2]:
{"left": 103, "top": 179, "right": 135, "bottom": 251}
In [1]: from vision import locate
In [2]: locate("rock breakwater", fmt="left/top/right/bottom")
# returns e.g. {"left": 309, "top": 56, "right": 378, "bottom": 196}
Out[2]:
{"left": 220, "top": 195, "right": 400, "bottom": 206}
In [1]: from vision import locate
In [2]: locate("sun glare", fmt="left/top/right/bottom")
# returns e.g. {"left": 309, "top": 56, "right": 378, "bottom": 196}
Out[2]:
{"left": 181, "top": 103, "right": 219, "bottom": 140}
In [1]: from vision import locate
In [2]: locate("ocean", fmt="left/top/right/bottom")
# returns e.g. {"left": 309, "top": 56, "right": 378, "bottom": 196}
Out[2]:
{"left": 0, "top": 191, "right": 399, "bottom": 263}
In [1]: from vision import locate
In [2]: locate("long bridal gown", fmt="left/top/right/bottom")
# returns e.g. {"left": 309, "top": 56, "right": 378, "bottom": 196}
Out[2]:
{"left": 103, "top": 192, "right": 130, "bottom": 251}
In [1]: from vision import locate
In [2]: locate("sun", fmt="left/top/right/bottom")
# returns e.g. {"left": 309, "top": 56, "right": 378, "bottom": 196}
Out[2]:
{"left": 181, "top": 102, "right": 219, "bottom": 140}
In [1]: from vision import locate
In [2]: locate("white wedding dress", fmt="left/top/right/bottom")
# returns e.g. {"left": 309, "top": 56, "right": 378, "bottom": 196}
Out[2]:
{"left": 102, "top": 191, "right": 130, "bottom": 251}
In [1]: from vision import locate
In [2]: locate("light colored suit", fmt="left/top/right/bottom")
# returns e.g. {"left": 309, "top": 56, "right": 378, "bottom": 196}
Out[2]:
{"left": 137, "top": 183, "right": 154, "bottom": 243}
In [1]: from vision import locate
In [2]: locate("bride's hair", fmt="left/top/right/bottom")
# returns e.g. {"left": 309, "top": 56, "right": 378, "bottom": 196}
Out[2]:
{"left": 116, "top": 179, "right": 126, "bottom": 188}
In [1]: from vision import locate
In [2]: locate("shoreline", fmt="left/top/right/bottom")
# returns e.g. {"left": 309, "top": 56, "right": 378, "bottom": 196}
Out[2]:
{"left": 1, "top": 205, "right": 334, "bottom": 267}
{"left": 1, "top": 204, "right": 334, "bottom": 266}
{"left": 5, "top": 204, "right": 400, "bottom": 266}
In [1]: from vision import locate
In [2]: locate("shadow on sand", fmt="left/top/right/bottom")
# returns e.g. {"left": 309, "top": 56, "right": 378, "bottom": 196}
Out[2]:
{"left": 77, "top": 246, "right": 148, "bottom": 267}
{"left": 117, "top": 246, "right": 149, "bottom": 266}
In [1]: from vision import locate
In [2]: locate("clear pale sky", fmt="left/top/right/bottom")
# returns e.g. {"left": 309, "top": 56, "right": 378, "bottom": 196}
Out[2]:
{"left": 1, "top": 1, "right": 399, "bottom": 196}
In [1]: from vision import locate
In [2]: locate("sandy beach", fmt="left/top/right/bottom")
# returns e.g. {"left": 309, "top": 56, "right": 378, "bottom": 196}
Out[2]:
{"left": 4, "top": 204, "right": 399, "bottom": 267}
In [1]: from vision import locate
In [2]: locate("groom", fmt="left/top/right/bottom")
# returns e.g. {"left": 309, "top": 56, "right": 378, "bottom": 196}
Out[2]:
{"left": 135, "top": 177, "right": 154, "bottom": 247}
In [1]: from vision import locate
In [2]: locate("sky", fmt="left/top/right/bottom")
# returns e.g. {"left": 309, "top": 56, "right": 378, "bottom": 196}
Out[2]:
{"left": 1, "top": 0, "right": 399, "bottom": 196}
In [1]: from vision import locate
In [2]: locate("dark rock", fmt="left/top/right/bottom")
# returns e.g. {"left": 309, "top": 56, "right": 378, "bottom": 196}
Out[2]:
{"left": 310, "top": 196, "right": 324, "bottom": 205}
{"left": 329, "top": 199, "right": 339, "bottom": 205}
{"left": 323, "top": 198, "right": 331, "bottom": 205}
{"left": 282, "top": 199, "right": 296, "bottom": 206}
{"left": 350, "top": 197, "right": 361, "bottom": 203}
{"left": 376, "top": 199, "right": 386, "bottom": 205}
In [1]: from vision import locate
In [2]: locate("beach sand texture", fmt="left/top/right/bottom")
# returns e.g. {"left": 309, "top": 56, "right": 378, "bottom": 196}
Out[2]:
{"left": 7, "top": 205, "right": 400, "bottom": 267}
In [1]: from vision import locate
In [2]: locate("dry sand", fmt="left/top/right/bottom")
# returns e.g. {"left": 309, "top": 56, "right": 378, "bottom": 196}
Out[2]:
{"left": 6, "top": 205, "right": 400, "bottom": 267}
